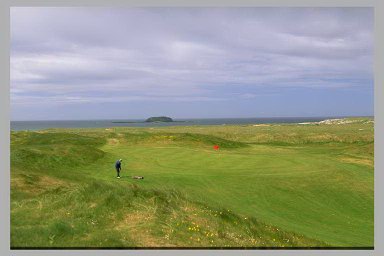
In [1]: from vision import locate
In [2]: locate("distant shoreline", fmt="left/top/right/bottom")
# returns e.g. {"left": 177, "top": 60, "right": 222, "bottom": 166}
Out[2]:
{"left": 10, "top": 117, "right": 374, "bottom": 131}
{"left": 11, "top": 116, "right": 374, "bottom": 122}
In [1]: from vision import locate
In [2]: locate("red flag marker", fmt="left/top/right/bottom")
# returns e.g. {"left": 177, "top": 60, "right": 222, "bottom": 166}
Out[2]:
{"left": 213, "top": 145, "right": 220, "bottom": 150}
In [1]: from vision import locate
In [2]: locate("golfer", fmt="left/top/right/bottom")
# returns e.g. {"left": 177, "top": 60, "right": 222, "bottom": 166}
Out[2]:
{"left": 115, "top": 159, "right": 123, "bottom": 178}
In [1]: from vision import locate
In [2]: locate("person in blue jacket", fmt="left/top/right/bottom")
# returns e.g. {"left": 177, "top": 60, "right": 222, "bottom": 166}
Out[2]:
{"left": 115, "top": 159, "right": 123, "bottom": 178}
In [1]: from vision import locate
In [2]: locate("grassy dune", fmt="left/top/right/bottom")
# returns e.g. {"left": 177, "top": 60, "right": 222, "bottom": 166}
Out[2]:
{"left": 10, "top": 118, "right": 374, "bottom": 248}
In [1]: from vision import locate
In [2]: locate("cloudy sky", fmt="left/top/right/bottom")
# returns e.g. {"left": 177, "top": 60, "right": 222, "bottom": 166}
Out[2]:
{"left": 11, "top": 7, "right": 373, "bottom": 120}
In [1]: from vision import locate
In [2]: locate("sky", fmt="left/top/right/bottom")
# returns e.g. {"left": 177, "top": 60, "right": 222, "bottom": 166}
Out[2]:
{"left": 10, "top": 7, "right": 373, "bottom": 120}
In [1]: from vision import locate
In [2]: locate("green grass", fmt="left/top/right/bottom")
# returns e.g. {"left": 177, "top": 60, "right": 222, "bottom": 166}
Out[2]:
{"left": 10, "top": 119, "right": 374, "bottom": 248}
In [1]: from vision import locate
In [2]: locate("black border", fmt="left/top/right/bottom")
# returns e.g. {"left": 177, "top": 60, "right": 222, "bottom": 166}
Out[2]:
{"left": 11, "top": 247, "right": 374, "bottom": 250}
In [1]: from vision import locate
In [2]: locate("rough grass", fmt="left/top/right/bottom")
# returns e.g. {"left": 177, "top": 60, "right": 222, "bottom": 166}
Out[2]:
{"left": 10, "top": 118, "right": 374, "bottom": 248}
{"left": 11, "top": 179, "right": 327, "bottom": 248}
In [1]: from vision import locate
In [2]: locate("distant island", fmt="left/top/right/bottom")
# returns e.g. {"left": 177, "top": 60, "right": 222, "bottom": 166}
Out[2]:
{"left": 145, "top": 116, "right": 173, "bottom": 122}
{"left": 111, "top": 116, "right": 188, "bottom": 124}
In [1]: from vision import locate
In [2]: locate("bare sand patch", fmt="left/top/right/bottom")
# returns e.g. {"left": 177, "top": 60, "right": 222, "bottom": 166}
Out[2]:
{"left": 252, "top": 124, "right": 271, "bottom": 127}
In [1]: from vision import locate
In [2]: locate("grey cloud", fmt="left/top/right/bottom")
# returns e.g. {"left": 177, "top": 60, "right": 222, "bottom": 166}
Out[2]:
{"left": 11, "top": 7, "right": 373, "bottom": 106}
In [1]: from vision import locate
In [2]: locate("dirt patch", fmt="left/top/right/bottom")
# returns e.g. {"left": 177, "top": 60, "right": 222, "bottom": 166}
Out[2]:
{"left": 114, "top": 211, "right": 170, "bottom": 247}
{"left": 107, "top": 138, "right": 120, "bottom": 145}
{"left": 40, "top": 176, "right": 67, "bottom": 187}
{"left": 11, "top": 174, "right": 70, "bottom": 195}
{"left": 122, "top": 211, "right": 154, "bottom": 226}
{"left": 339, "top": 157, "right": 373, "bottom": 167}
{"left": 11, "top": 176, "right": 41, "bottom": 195}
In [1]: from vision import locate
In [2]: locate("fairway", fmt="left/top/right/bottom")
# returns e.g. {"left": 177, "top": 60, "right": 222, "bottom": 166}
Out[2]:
{"left": 10, "top": 120, "right": 374, "bottom": 248}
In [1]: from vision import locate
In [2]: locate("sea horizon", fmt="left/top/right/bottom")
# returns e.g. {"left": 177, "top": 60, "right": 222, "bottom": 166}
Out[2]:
{"left": 10, "top": 115, "right": 373, "bottom": 122}
{"left": 10, "top": 116, "right": 373, "bottom": 131}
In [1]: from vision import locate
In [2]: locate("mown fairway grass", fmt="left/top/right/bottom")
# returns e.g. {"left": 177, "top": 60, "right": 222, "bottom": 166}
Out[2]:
{"left": 10, "top": 118, "right": 374, "bottom": 248}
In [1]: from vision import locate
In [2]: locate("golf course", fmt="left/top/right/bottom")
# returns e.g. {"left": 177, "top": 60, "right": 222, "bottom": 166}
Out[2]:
{"left": 10, "top": 117, "right": 374, "bottom": 248}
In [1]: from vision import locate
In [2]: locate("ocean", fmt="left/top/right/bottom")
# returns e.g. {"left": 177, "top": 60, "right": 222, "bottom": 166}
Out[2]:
{"left": 10, "top": 117, "right": 348, "bottom": 131}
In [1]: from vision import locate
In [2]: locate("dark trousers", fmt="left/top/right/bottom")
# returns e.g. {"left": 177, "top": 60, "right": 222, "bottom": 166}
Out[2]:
{"left": 116, "top": 168, "right": 121, "bottom": 177}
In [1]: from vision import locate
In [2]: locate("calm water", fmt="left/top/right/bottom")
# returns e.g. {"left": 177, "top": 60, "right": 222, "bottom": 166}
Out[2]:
{"left": 10, "top": 117, "right": 347, "bottom": 131}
